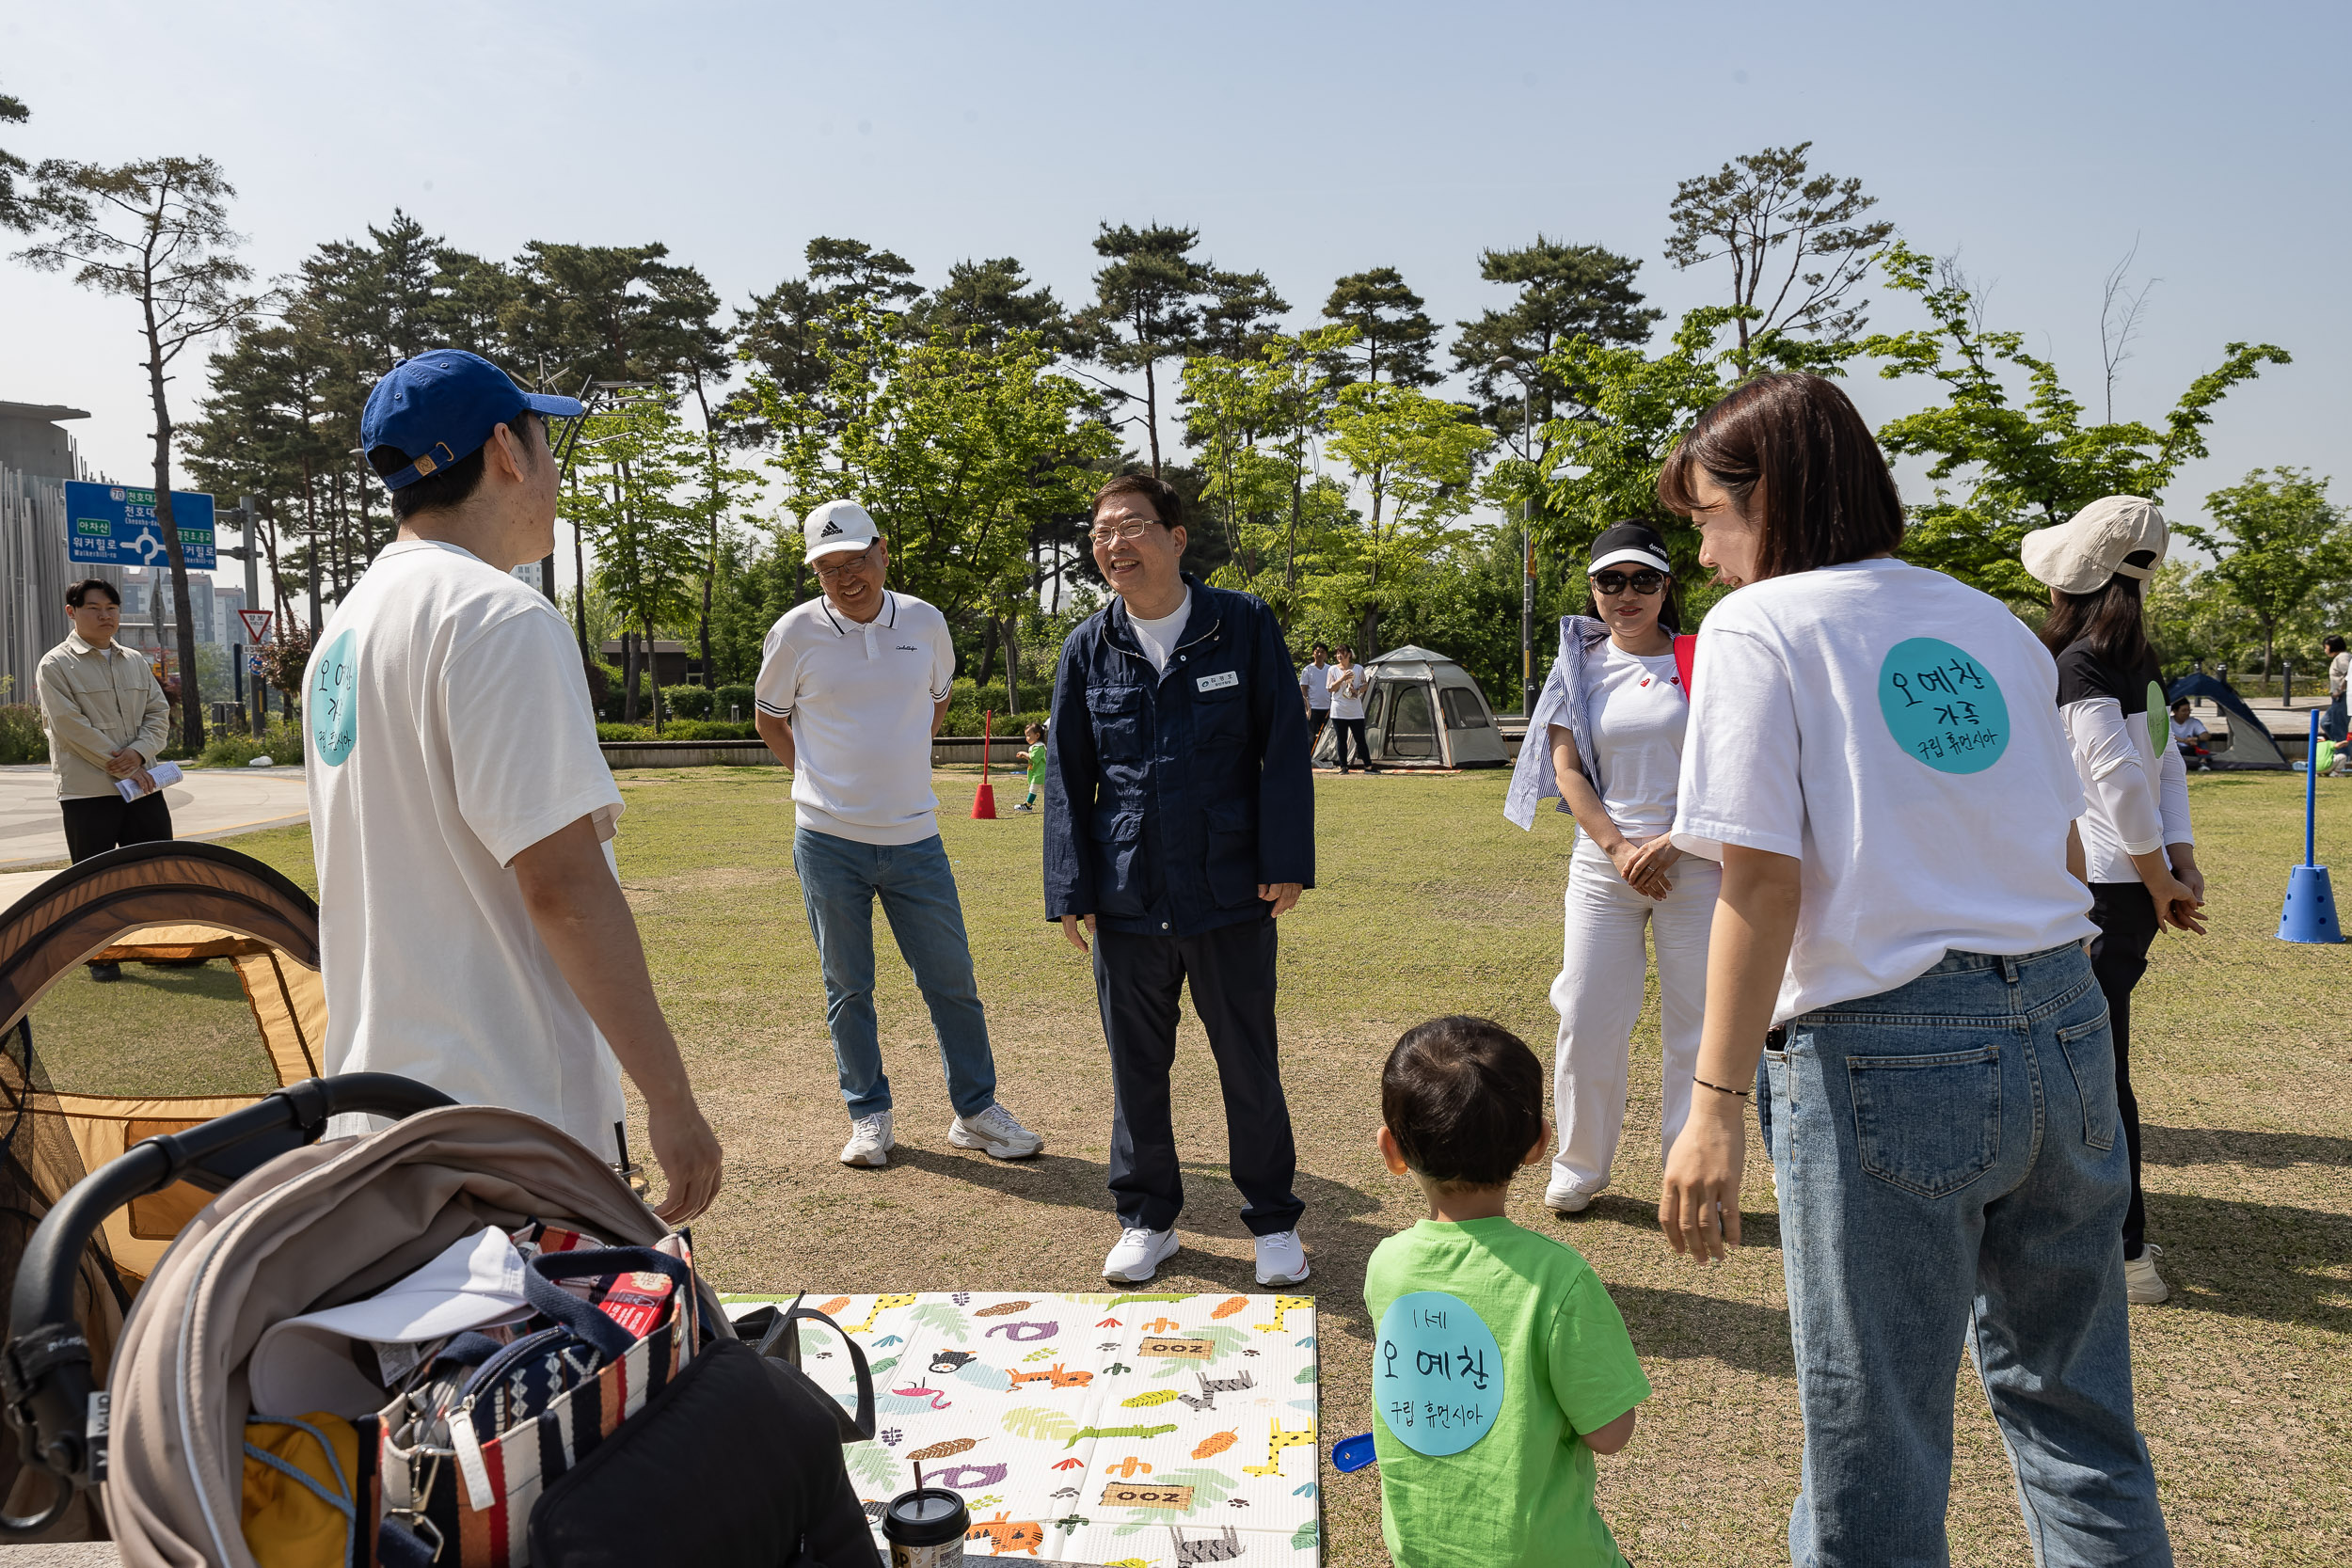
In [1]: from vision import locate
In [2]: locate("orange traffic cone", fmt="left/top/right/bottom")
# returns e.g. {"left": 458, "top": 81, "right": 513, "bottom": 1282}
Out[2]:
{"left": 971, "top": 708, "right": 999, "bottom": 819}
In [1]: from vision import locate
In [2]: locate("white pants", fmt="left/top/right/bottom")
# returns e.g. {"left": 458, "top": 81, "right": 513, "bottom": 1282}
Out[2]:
{"left": 1547, "top": 838, "right": 1719, "bottom": 1197}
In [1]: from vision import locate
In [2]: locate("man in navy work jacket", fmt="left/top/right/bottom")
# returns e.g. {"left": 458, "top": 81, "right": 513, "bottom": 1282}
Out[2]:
{"left": 1042, "top": 473, "right": 1314, "bottom": 1287}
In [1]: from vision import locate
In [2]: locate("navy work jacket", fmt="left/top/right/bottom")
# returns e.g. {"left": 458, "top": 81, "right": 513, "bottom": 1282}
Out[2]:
{"left": 1041, "top": 576, "right": 1313, "bottom": 938}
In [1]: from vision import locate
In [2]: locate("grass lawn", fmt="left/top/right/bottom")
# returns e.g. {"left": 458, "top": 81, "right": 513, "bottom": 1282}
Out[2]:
{"left": 30, "top": 765, "right": 2349, "bottom": 1564}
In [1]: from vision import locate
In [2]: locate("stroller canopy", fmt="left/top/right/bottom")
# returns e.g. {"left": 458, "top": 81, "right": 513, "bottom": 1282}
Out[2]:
{"left": 1314, "top": 644, "right": 1510, "bottom": 768}
{"left": 1, "top": 843, "right": 327, "bottom": 1290}
{"left": 2165, "top": 673, "right": 2291, "bottom": 769}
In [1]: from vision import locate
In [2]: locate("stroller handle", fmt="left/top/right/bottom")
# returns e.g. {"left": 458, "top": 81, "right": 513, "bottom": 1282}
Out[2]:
{"left": 0, "top": 1073, "right": 454, "bottom": 1528}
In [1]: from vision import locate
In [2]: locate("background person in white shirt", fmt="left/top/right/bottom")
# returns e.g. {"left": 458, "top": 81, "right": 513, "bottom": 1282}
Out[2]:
{"left": 2022, "top": 496, "right": 2205, "bottom": 1306}
{"left": 316, "top": 349, "right": 721, "bottom": 1225}
{"left": 2325, "top": 633, "right": 2349, "bottom": 743}
{"left": 1298, "top": 641, "right": 1332, "bottom": 753}
{"left": 754, "top": 500, "right": 1041, "bottom": 1170}
{"left": 1327, "top": 645, "right": 1375, "bottom": 771}
{"left": 1655, "top": 373, "right": 2169, "bottom": 1565}
{"left": 1504, "top": 521, "right": 1715, "bottom": 1215}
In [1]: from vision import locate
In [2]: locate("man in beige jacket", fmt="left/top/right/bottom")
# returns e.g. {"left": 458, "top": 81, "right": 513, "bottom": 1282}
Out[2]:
{"left": 38, "top": 579, "right": 173, "bottom": 920}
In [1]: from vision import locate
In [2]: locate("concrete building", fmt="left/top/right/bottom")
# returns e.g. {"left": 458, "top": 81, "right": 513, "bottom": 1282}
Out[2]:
{"left": 0, "top": 402, "right": 111, "bottom": 704}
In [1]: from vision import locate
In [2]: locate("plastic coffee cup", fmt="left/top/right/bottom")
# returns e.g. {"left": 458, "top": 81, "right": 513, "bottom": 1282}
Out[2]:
{"left": 883, "top": 1486, "right": 967, "bottom": 1567}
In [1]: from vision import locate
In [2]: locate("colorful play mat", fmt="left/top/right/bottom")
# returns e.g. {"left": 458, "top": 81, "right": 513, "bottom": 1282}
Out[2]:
{"left": 723, "top": 1291, "right": 1322, "bottom": 1564}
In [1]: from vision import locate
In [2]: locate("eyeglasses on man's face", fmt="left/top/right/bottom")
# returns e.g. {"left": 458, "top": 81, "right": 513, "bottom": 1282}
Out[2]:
{"left": 1089, "top": 519, "right": 1164, "bottom": 546}
{"left": 1591, "top": 569, "right": 1667, "bottom": 597}
{"left": 813, "top": 544, "right": 881, "bottom": 583}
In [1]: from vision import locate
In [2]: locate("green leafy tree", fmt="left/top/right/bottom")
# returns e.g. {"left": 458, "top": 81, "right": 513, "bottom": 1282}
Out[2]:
{"left": 0, "top": 83, "right": 33, "bottom": 232}
{"left": 1319, "top": 267, "right": 1440, "bottom": 389}
{"left": 909, "top": 256, "right": 1069, "bottom": 352}
{"left": 508, "top": 241, "right": 724, "bottom": 395}
{"left": 22, "top": 155, "right": 257, "bottom": 752}
{"left": 1665, "top": 141, "right": 1894, "bottom": 370}
{"left": 1528, "top": 306, "right": 1845, "bottom": 632}
{"left": 1324, "top": 383, "right": 1494, "bottom": 652}
{"left": 569, "top": 400, "right": 707, "bottom": 726}
{"left": 759, "top": 307, "right": 1117, "bottom": 650}
{"left": 1863, "top": 240, "right": 2291, "bottom": 602}
{"left": 1198, "top": 268, "right": 1289, "bottom": 360}
{"left": 2174, "top": 468, "right": 2347, "bottom": 678}
{"left": 739, "top": 236, "right": 923, "bottom": 404}
{"left": 1181, "top": 325, "right": 1356, "bottom": 614}
{"left": 1453, "top": 236, "right": 1661, "bottom": 436}
{"left": 1076, "top": 223, "right": 1213, "bottom": 475}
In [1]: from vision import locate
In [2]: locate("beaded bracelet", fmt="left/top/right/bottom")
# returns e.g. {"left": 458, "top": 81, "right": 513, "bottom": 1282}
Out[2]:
{"left": 1693, "top": 1076, "right": 1751, "bottom": 1099}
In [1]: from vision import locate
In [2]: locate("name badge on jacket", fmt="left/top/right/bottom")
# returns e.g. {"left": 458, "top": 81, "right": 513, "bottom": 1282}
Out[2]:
{"left": 1196, "top": 671, "right": 1240, "bottom": 693}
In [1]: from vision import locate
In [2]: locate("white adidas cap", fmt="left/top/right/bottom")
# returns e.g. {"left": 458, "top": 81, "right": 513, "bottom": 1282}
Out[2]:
{"left": 803, "top": 499, "right": 882, "bottom": 561}
{"left": 248, "top": 1227, "right": 534, "bottom": 1418}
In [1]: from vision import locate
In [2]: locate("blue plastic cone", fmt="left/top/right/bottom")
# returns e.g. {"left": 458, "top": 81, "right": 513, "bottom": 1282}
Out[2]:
{"left": 2280, "top": 708, "right": 2344, "bottom": 942}
{"left": 2278, "top": 864, "right": 2344, "bottom": 943}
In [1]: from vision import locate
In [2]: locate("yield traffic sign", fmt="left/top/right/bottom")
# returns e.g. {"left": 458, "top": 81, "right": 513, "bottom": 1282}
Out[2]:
{"left": 239, "top": 609, "right": 276, "bottom": 644}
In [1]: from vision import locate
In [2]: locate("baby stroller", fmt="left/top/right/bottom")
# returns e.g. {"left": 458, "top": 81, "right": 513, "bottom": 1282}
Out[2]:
{"left": 5, "top": 1078, "right": 882, "bottom": 1566}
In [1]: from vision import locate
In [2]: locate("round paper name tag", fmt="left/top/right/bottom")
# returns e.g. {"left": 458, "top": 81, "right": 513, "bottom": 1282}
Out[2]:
{"left": 1878, "top": 637, "right": 2009, "bottom": 775}
{"left": 2145, "top": 680, "right": 2169, "bottom": 763}
{"left": 1374, "top": 1291, "right": 1503, "bottom": 1456}
{"left": 310, "top": 628, "right": 359, "bottom": 768}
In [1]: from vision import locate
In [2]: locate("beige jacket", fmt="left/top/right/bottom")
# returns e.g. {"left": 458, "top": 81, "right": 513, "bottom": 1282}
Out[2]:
{"left": 36, "top": 632, "right": 171, "bottom": 799}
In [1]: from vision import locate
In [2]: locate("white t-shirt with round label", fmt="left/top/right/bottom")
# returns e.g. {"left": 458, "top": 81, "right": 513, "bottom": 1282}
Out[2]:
{"left": 305, "top": 541, "right": 628, "bottom": 1153}
{"left": 1579, "top": 641, "right": 1686, "bottom": 844}
{"left": 1671, "top": 558, "right": 2092, "bottom": 1023}
{"left": 1327, "top": 664, "right": 1371, "bottom": 721}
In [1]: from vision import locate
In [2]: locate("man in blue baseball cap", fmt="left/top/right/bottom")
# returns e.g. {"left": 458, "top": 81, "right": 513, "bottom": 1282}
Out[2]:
{"left": 304, "top": 350, "right": 723, "bottom": 1223}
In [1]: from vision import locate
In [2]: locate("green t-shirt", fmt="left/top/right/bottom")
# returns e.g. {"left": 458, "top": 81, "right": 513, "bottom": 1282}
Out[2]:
{"left": 1363, "top": 1217, "right": 1650, "bottom": 1568}
{"left": 1024, "top": 741, "right": 1047, "bottom": 784}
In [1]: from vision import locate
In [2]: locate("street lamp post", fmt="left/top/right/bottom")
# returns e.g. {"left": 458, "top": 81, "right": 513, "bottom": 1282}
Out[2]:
{"left": 1495, "top": 358, "right": 1540, "bottom": 719}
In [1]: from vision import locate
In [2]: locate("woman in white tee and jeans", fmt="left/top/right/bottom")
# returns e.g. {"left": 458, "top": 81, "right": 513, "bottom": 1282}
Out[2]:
{"left": 1505, "top": 521, "right": 1713, "bottom": 1214}
{"left": 1656, "top": 375, "right": 2170, "bottom": 1566}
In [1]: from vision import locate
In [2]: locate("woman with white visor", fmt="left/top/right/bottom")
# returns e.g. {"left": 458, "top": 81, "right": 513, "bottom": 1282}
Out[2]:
{"left": 2022, "top": 496, "right": 2205, "bottom": 1306}
{"left": 1504, "top": 520, "right": 1716, "bottom": 1213}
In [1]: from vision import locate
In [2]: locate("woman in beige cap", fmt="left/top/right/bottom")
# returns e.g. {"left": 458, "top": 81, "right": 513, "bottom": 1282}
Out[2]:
{"left": 2023, "top": 495, "right": 2205, "bottom": 1307}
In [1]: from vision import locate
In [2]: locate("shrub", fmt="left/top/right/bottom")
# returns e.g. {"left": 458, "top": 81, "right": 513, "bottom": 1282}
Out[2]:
{"left": 712, "top": 684, "right": 756, "bottom": 722}
{"left": 0, "top": 705, "right": 47, "bottom": 765}
{"left": 198, "top": 721, "right": 306, "bottom": 768}
{"left": 661, "top": 684, "right": 713, "bottom": 721}
{"left": 595, "top": 721, "right": 760, "bottom": 744}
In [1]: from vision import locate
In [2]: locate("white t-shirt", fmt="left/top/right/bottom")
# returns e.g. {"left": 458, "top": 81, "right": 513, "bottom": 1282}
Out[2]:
{"left": 1579, "top": 641, "right": 1687, "bottom": 843}
{"left": 2332, "top": 651, "right": 2350, "bottom": 697}
{"left": 1128, "top": 590, "right": 1192, "bottom": 675}
{"left": 1671, "top": 559, "right": 2094, "bottom": 1023}
{"left": 1300, "top": 660, "right": 1332, "bottom": 709}
{"left": 305, "top": 541, "right": 628, "bottom": 1153}
{"left": 2054, "top": 641, "right": 2192, "bottom": 885}
{"left": 1327, "top": 664, "right": 1370, "bottom": 721}
{"left": 755, "top": 590, "right": 955, "bottom": 846}
{"left": 2169, "top": 714, "right": 2208, "bottom": 742}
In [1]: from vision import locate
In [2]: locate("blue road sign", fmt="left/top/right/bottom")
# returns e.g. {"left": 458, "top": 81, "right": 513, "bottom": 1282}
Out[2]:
{"left": 63, "top": 481, "right": 215, "bottom": 570}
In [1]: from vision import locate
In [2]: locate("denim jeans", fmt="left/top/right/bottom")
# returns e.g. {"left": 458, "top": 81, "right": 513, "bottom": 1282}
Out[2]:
{"left": 1763, "top": 944, "right": 2170, "bottom": 1568}
{"left": 792, "top": 828, "right": 997, "bottom": 1119}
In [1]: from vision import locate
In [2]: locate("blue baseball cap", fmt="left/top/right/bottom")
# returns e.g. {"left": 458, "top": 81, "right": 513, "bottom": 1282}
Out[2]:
{"left": 360, "top": 350, "right": 585, "bottom": 490}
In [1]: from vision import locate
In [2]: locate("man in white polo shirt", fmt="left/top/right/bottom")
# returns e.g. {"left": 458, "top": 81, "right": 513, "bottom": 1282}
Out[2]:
{"left": 755, "top": 500, "right": 1041, "bottom": 1168}
{"left": 310, "top": 349, "right": 722, "bottom": 1224}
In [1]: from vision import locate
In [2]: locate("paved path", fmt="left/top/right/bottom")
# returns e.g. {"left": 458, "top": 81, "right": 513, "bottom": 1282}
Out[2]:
{"left": 0, "top": 766, "right": 310, "bottom": 911}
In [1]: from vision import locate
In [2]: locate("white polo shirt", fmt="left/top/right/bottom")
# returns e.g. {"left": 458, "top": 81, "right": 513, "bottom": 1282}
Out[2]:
{"left": 755, "top": 590, "right": 955, "bottom": 846}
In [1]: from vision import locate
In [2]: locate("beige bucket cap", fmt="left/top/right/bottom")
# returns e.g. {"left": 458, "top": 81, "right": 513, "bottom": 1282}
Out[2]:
{"left": 2020, "top": 496, "right": 2169, "bottom": 594}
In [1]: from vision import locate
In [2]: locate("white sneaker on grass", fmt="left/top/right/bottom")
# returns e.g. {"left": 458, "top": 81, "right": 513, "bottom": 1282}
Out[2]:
{"left": 2124, "top": 1244, "right": 2169, "bottom": 1305}
{"left": 1545, "top": 1176, "right": 1594, "bottom": 1214}
{"left": 1104, "top": 1226, "right": 1179, "bottom": 1283}
{"left": 839, "top": 1111, "right": 894, "bottom": 1169}
{"left": 1254, "top": 1229, "right": 1311, "bottom": 1286}
{"left": 947, "top": 1102, "right": 1043, "bottom": 1160}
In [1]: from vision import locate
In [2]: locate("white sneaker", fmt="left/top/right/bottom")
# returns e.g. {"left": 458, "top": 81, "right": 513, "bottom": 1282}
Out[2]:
{"left": 2124, "top": 1244, "right": 2169, "bottom": 1305}
{"left": 839, "top": 1111, "right": 894, "bottom": 1168}
{"left": 1545, "top": 1177, "right": 1594, "bottom": 1214}
{"left": 947, "top": 1102, "right": 1043, "bottom": 1160}
{"left": 1254, "top": 1229, "right": 1311, "bottom": 1286}
{"left": 1104, "top": 1226, "right": 1180, "bottom": 1283}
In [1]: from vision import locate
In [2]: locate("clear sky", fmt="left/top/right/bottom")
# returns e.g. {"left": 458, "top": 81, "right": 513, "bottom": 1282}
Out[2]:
{"left": 5, "top": 0, "right": 2344, "bottom": 543}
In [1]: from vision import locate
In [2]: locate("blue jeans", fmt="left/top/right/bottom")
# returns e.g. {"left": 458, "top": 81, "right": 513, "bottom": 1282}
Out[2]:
{"left": 792, "top": 828, "right": 997, "bottom": 1119}
{"left": 1763, "top": 944, "right": 2170, "bottom": 1568}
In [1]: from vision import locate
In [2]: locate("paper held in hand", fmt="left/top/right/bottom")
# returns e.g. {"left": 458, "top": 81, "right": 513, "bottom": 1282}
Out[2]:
{"left": 115, "top": 761, "right": 183, "bottom": 802}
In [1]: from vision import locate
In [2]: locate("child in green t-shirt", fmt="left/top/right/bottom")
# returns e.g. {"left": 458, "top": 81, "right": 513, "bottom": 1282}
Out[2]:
{"left": 1013, "top": 721, "right": 1047, "bottom": 813}
{"left": 1364, "top": 1016, "right": 1651, "bottom": 1568}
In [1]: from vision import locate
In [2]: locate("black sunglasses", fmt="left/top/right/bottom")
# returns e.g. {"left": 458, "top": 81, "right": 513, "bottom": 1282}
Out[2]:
{"left": 1591, "top": 568, "right": 1667, "bottom": 596}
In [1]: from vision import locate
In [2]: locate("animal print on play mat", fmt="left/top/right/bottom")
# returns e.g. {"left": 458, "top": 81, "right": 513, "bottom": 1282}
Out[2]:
{"left": 721, "top": 1291, "right": 1321, "bottom": 1564}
